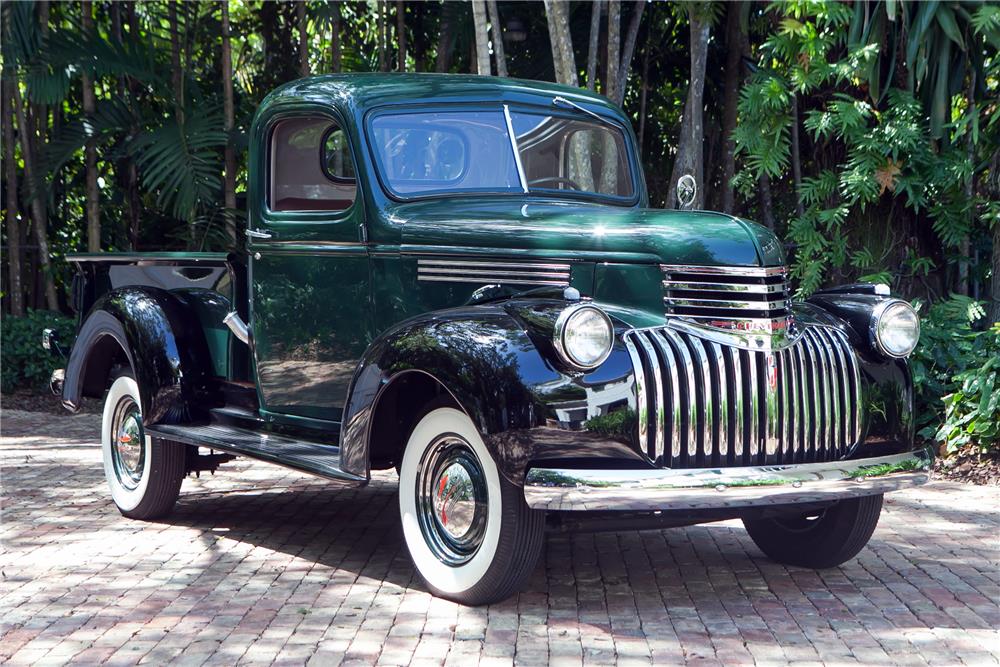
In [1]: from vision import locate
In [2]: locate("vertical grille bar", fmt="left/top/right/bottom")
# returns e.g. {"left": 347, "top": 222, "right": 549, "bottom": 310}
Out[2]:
{"left": 745, "top": 350, "right": 759, "bottom": 462}
{"left": 635, "top": 333, "right": 665, "bottom": 463}
{"left": 663, "top": 329, "right": 697, "bottom": 467}
{"left": 799, "top": 335, "right": 818, "bottom": 461}
{"left": 809, "top": 330, "right": 834, "bottom": 456}
{"left": 650, "top": 331, "right": 683, "bottom": 462}
{"left": 784, "top": 349, "right": 799, "bottom": 463}
{"left": 623, "top": 333, "right": 648, "bottom": 456}
{"left": 685, "top": 336, "right": 713, "bottom": 466}
{"left": 763, "top": 350, "right": 781, "bottom": 461}
{"left": 730, "top": 346, "right": 745, "bottom": 464}
{"left": 709, "top": 342, "right": 730, "bottom": 462}
{"left": 817, "top": 329, "right": 843, "bottom": 458}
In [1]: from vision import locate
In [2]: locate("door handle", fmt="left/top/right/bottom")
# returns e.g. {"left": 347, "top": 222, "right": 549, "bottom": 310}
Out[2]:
{"left": 246, "top": 229, "right": 273, "bottom": 239}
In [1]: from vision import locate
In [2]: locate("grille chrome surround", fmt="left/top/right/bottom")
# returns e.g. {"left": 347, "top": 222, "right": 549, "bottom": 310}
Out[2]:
{"left": 417, "top": 258, "right": 571, "bottom": 286}
{"left": 661, "top": 264, "right": 792, "bottom": 333}
{"left": 624, "top": 324, "right": 862, "bottom": 469}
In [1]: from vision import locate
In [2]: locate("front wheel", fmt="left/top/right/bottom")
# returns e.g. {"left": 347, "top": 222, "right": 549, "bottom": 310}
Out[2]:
{"left": 102, "top": 374, "right": 185, "bottom": 520}
{"left": 398, "top": 407, "right": 545, "bottom": 605}
{"left": 742, "top": 494, "right": 884, "bottom": 569}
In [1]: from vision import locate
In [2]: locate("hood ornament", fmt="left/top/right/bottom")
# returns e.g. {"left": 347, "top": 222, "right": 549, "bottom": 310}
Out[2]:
{"left": 676, "top": 174, "right": 697, "bottom": 209}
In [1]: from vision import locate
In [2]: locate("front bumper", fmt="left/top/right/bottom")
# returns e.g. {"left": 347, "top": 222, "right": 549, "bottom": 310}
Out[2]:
{"left": 523, "top": 450, "right": 931, "bottom": 511}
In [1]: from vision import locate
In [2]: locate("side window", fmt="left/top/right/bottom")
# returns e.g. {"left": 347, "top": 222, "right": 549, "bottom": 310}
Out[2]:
{"left": 269, "top": 117, "right": 356, "bottom": 212}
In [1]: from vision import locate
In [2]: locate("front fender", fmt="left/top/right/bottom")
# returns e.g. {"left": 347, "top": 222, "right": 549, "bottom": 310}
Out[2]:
{"left": 62, "top": 287, "right": 213, "bottom": 424}
{"left": 339, "top": 300, "right": 642, "bottom": 482}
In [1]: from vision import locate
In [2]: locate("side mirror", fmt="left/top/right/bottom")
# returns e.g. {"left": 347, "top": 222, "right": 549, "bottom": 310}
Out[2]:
{"left": 676, "top": 174, "right": 697, "bottom": 209}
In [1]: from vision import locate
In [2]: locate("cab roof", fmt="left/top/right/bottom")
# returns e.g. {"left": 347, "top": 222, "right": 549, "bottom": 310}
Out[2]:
{"left": 260, "top": 72, "right": 626, "bottom": 119}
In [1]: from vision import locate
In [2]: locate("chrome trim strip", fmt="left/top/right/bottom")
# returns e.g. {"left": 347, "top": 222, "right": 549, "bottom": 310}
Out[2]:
{"left": 419, "top": 268, "right": 571, "bottom": 279}
{"left": 730, "top": 345, "right": 744, "bottom": 464}
{"left": 763, "top": 350, "right": 780, "bottom": 458}
{"left": 523, "top": 451, "right": 932, "bottom": 511}
{"left": 800, "top": 331, "right": 819, "bottom": 457}
{"left": 746, "top": 349, "right": 759, "bottom": 461}
{"left": 623, "top": 334, "right": 649, "bottom": 456}
{"left": 661, "top": 264, "right": 788, "bottom": 277}
{"left": 417, "top": 276, "right": 570, "bottom": 286}
{"left": 662, "top": 280, "right": 787, "bottom": 293}
{"left": 252, "top": 240, "right": 365, "bottom": 247}
{"left": 503, "top": 104, "right": 529, "bottom": 194}
{"left": 419, "top": 259, "right": 572, "bottom": 271}
{"left": 664, "top": 298, "right": 790, "bottom": 311}
{"left": 711, "top": 341, "right": 729, "bottom": 462}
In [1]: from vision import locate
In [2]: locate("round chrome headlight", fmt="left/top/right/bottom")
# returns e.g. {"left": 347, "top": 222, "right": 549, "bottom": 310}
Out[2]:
{"left": 871, "top": 300, "right": 920, "bottom": 358}
{"left": 554, "top": 305, "right": 614, "bottom": 370}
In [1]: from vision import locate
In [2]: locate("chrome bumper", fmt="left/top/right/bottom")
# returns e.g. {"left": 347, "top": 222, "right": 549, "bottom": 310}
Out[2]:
{"left": 522, "top": 450, "right": 932, "bottom": 511}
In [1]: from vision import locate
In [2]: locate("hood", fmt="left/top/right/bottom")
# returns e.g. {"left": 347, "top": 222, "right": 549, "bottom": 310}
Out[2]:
{"left": 389, "top": 197, "right": 785, "bottom": 267}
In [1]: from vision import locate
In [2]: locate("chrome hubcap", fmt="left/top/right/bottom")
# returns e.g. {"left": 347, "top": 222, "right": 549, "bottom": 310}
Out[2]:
{"left": 416, "top": 435, "right": 488, "bottom": 566}
{"left": 111, "top": 398, "right": 145, "bottom": 489}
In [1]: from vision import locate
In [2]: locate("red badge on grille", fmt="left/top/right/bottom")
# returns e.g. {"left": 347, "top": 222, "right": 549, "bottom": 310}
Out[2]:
{"left": 766, "top": 353, "right": 779, "bottom": 391}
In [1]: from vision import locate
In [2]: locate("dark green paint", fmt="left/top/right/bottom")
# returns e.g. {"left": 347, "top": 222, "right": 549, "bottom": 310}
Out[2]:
{"left": 242, "top": 74, "right": 787, "bottom": 420}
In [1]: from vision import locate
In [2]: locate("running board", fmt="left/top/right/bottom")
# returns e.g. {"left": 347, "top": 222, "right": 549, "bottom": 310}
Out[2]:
{"left": 145, "top": 422, "right": 365, "bottom": 484}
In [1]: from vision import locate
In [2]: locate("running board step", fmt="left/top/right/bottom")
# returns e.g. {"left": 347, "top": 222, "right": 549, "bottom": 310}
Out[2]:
{"left": 145, "top": 422, "right": 365, "bottom": 484}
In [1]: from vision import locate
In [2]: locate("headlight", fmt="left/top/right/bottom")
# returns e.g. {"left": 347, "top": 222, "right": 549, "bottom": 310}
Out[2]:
{"left": 871, "top": 300, "right": 920, "bottom": 358}
{"left": 554, "top": 305, "right": 614, "bottom": 370}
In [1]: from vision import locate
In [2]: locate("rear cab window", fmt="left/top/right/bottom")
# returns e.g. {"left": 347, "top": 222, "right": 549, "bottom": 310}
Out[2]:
{"left": 269, "top": 117, "right": 356, "bottom": 212}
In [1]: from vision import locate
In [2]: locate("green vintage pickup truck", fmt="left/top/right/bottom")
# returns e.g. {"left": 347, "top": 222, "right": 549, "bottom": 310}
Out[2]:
{"left": 53, "top": 74, "right": 929, "bottom": 605}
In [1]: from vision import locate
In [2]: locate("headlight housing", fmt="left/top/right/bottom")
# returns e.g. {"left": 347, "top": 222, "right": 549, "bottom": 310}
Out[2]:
{"left": 870, "top": 300, "right": 920, "bottom": 358}
{"left": 553, "top": 305, "right": 614, "bottom": 370}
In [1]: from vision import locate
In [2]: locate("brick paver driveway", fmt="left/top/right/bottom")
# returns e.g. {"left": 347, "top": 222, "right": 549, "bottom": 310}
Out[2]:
{"left": 2, "top": 409, "right": 998, "bottom": 666}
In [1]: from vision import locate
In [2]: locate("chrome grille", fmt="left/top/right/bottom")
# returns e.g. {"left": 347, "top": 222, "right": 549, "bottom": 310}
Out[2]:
{"left": 624, "top": 325, "right": 862, "bottom": 469}
{"left": 417, "top": 257, "right": 571, "bottom": 286}
{"left": 661, "top": 264, "right": 791, "bottom": 333}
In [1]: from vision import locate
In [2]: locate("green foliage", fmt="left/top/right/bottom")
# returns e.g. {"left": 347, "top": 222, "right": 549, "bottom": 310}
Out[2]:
{"left": 1, "top": 311, "right": 76, "bottom": 394}
{"left": 935, "top": 324, "right": 1000, "bottom": 454}
{"left": 911, "top": 296, "right": 999, "bottom": 453}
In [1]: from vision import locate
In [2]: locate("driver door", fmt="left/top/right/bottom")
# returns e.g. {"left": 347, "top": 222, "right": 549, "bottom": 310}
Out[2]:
{"left": 249, "top": 112, "right": 371, "bottom": 424}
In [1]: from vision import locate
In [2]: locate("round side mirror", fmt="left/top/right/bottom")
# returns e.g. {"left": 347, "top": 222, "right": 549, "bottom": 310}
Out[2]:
{"left": 676, "top": 174, "right": 697, "bottom": 209}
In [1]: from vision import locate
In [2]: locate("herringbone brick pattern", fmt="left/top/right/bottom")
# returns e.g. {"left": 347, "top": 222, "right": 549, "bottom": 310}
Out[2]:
{"left": 2, "top": 409, "right": 998, "bottom": 666}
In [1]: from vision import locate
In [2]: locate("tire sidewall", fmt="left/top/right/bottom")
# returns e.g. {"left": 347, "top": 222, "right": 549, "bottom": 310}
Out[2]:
{"left": 398, "top": 407, "right": 503, "bottom": 595}
{"left": 102, "top": 375, "right": 153, "bottom": 512}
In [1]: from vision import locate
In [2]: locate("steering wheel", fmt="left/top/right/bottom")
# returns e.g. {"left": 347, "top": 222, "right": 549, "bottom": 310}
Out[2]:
{"left": 527, "top": 176, "right": 583, "bottom": 191}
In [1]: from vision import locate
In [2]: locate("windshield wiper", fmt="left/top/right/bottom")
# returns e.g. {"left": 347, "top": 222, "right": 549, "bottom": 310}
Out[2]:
{"left": 552, "top": 96, "right": 616, "bottom": 127}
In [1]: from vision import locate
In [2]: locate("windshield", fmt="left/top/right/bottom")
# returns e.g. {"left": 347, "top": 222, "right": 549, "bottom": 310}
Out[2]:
{"left": 368, "top": 106, "right": 635, "bottom": 201}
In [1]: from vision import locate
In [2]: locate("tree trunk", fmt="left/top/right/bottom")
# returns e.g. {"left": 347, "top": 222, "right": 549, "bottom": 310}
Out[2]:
{"left": 758, "top": 172, "right": 775, "bottom": 231}
{"left": 378, "top": 1, "right": 388, "bottom": 72}
{"left": 614, "top": 0, "right": 644, "bottom": 106}
{"left": 471, "top": 0, "right": 490, "bottom": 75}
{"left": 666, "top": 10, "right": 710, "bottom": 210}
{"left": 605, "top": 0, "right": 620, "bottom": 103}
{"left": 297, "top": 0, "right": 309, "bottom": 77}
{"left": 990, "top": 215, "right": 1000, "bottom": 324}
{"left": 331, "top": 2, "right": 341, "bottom": 72}
{"left": 959, "top": 69, "right": 977, "bottom": 296}
{"left": 82, "top": 0, "right": 100, "bottom": 252}
{"left": 638, "top": 39, "right": 649, "bottom": 163}
{"left": 168, "top": 2, "right": 184, "bottom": 125}
{"left": 790, "top": 94, "right": 804, "bottom": 219}
{"left": 487, "top": 0, "right": 508, "bottom": 78}
{"left": 435, "top": 6, "right": 455, "bottom": 73}
{"left": 222, "top": 0, "right": 237, "bottom": 243}
{"left": 720, "top": 2, "right": 743, "bottom": 214}
{"left": 11, "top": 79, "right": 59, "bottom": 310}
{"left": 396, "top": 1, "right": 406, "bottom": 71}
{"left": 544, "top": 0, "right": 577, "bottom": 86}
{"left": 2, "top": 76, "right": 24, "bottom": 316}
{"left": 586, "top": 0, "right": 602, "bottom": 90}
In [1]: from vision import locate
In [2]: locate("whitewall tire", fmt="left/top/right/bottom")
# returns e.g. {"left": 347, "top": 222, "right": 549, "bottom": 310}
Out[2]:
{"left": 102, "top": 374, "right": 185, "bottom": 519}
{"left": 398, "top": 407, "right": 544, "bottom": 605}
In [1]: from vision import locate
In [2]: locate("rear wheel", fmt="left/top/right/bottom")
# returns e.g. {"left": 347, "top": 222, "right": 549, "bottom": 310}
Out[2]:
{"left": 742, "top": 494, "right": 884, "bottom": 568}
{"left": 101, "top": 374, "right": 185, "bottom": 520}
{"left": 398, "top": 407, "right": 544, "bottom": 605}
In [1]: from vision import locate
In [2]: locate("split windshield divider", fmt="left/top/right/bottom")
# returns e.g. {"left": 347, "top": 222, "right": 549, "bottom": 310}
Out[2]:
{"left": 502, "top": 104, "right": 529, "bottom": 193}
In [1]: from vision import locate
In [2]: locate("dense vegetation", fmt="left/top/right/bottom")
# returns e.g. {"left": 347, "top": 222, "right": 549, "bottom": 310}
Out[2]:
{"left": 2, "top": 1, "right": 998, "bottom": 454}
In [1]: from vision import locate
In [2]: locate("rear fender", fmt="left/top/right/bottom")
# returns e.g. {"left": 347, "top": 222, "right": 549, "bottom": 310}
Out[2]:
{"left": 62, "top": 287, "right": 213, "bottom": 424}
